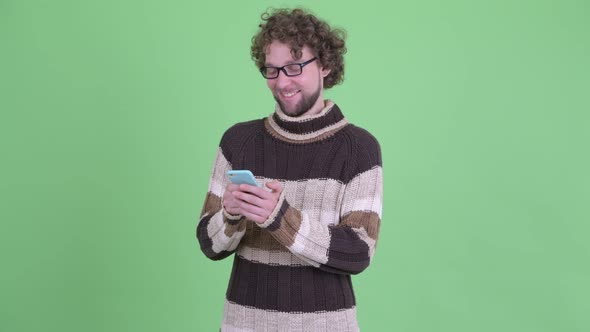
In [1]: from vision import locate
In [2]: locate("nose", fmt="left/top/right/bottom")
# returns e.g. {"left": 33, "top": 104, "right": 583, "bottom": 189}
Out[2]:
{"left": 274, "top": 69, "right": 292, "bottom": 88}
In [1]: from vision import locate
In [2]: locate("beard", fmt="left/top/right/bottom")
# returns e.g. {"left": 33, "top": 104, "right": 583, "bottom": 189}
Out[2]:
{"left": 274, "top": 85, "right": 322, "bottom": 117}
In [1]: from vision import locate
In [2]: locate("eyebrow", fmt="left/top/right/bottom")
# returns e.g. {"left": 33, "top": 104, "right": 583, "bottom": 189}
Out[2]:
{"left": 263, "top": 60, "right": 302, "bottom": 67}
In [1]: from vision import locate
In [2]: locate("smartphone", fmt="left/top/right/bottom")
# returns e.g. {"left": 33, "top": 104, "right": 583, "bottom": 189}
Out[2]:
{"left": 226, "top": 170, "right": 262, "bottom": 187}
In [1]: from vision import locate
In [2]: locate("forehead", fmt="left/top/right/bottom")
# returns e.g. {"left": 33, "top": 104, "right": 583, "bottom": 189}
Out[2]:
{"left": 264, "top": 41, "right": 313, "bottom": 65}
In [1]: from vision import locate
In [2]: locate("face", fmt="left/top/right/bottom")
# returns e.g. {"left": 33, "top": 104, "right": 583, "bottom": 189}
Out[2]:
{"left": 264, "top": 41, "right": 331, "bottom": 117}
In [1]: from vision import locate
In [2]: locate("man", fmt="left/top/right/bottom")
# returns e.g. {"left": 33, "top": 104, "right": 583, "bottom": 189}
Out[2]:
{"left": 197, "top": 8, "right": 383, "bottom": 331}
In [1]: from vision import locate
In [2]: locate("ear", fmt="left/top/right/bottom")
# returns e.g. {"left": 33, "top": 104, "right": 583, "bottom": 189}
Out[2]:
{"left": 321, "top": 67, "right": 331, "bottom": 77}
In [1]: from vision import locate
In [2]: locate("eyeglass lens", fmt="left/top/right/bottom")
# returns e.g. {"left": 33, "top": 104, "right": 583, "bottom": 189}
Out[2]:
{"left": 263, "top": 64, "right": 301, "bottom": 78}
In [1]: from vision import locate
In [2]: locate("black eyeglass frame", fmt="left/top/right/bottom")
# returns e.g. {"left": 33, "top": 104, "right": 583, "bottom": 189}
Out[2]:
{"left": 259, "top": 57, "right": 318, "bottom": 79}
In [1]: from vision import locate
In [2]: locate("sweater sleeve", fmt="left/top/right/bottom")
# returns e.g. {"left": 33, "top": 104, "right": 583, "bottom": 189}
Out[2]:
{"left": 258, "top": 136, "right": 383, "bottom": 275}
{"left": 196, "top": 147, "right": 248, "bottom": 260}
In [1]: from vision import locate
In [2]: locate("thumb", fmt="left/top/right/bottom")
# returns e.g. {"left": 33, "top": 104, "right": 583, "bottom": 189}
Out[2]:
{"left": 265, "top": 181, "right": 283, "bottom": 192}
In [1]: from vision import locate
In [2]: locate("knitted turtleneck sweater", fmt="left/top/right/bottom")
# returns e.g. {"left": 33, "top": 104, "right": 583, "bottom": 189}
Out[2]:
{"left": 197, "top": 101, "right": 383, "bottom": 332}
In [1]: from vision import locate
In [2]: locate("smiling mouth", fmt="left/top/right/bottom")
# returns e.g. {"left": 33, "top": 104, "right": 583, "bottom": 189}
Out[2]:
{"left": 280, "top": 90, "right": 300, "bottom": 98}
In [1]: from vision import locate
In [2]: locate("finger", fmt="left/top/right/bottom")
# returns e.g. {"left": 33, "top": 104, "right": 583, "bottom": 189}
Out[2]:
{"left": 237, "top": 200, "right": 268, "bottom": 218}
{"left": 239, "top": 184, "right": 274, "bottom": 200}
{"left": 241, "top": 211, "right": 265, "bottom": 224}
{"left": 233, "top": 190, "right": 266, "bottom": 207}
{"left": 265, "top": 181, "right": 283, "bottom": 192}
{"left": 237, "top": 204, "right": 269, "bottom": 224}
{"left": 226, "top": 183, "right": 240, "bottom": 192}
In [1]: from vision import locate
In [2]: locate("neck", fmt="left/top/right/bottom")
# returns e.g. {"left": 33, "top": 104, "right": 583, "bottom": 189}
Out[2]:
{"left": 264, "top": 100, "right": 349, "bottom": 144}
{"left": 304, "top": 95, "right": 327, "bottom": 117}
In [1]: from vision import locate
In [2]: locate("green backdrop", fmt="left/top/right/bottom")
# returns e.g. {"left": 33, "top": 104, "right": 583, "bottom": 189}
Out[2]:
{"left": 1, "top": 0, "right": 589, "bottom": 331}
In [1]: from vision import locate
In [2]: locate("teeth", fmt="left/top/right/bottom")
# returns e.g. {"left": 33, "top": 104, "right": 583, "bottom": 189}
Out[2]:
{"left": 282, "top": 91, "right": 298, "bottom": 97}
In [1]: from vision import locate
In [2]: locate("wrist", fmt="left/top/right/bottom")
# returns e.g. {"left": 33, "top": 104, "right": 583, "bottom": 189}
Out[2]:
{"left": 257, "top": 190, "right": 286, "bottom": 228}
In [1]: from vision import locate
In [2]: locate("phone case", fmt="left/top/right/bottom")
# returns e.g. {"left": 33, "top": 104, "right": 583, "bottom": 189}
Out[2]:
{"left": 226, "top": 170, "right": 261, "bottom": 187}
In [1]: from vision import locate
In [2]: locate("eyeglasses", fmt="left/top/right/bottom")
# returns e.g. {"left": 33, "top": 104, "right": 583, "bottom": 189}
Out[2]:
{"left": 259, "top": 57, "right": 317, "bottom": 79}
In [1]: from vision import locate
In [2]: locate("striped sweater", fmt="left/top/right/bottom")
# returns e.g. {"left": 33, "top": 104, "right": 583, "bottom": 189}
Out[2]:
{"left": 197, "top": 101, "right": 383, "bottom": 331}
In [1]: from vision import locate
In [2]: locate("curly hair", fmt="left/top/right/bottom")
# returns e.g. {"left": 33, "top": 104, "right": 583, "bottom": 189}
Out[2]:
{"left": 251, "top": 8, "right": 347, "bottom": 89}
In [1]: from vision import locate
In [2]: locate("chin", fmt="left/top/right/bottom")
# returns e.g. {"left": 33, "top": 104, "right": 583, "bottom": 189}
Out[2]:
{"left": 274, "top": 91, "right": 320, "bottom": 117}
{"left": 282, "top": 105, "right": 307, "bottom": 117}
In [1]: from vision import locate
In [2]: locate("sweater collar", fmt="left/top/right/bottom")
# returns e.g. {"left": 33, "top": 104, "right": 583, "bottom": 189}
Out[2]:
{"left": 264, "top": 100, "right": 349, "bottom": 143}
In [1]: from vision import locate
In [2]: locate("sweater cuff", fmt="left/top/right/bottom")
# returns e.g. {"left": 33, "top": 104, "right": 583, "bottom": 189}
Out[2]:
{"left": 223, "top": 208, "right": 244, "bottom": 222}
{"left": 257, "top": 190, "right": 286, "bottom": 228}
{"left": 221, "top": 197, "right": 244, "bottom": 222}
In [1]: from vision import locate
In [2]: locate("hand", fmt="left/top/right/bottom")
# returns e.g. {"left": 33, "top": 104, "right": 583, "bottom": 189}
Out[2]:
{"left": 225, "top": 181, "right": 283, "bottom": 224}
{"left": 222, "top": 183, "right": 243, "bottom": 216}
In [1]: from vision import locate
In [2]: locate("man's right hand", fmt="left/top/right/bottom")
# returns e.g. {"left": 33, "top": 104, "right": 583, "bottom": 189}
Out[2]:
{"left": 222, "top": 182, "right": 283, "bottom": 223}
{"left": 223, "top": 183, "right": 242, "bottom": 216}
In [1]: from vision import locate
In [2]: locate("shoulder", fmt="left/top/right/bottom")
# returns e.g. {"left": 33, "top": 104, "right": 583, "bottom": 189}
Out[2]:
{"left": 342, "top": 124, "right": 382, "bottom": 165}
{"left": 334, "top": 124, "right": 382, "bottom": 182}
{"left": 221, "top": 119, "right": 264, "bottom": 144}
{"left": 218, "top": 119, "right": 265, "bottom": 156}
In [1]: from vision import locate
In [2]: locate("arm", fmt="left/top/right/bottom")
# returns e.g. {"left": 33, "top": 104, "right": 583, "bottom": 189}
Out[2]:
{"left": 263, "top": 166, "right": 382, "bottom": 275}
{"left": 233, "top": 165, "right": 382, "bottom": 275}
{"left": 196, "top": 148, "right": 248, "bottom": 261}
